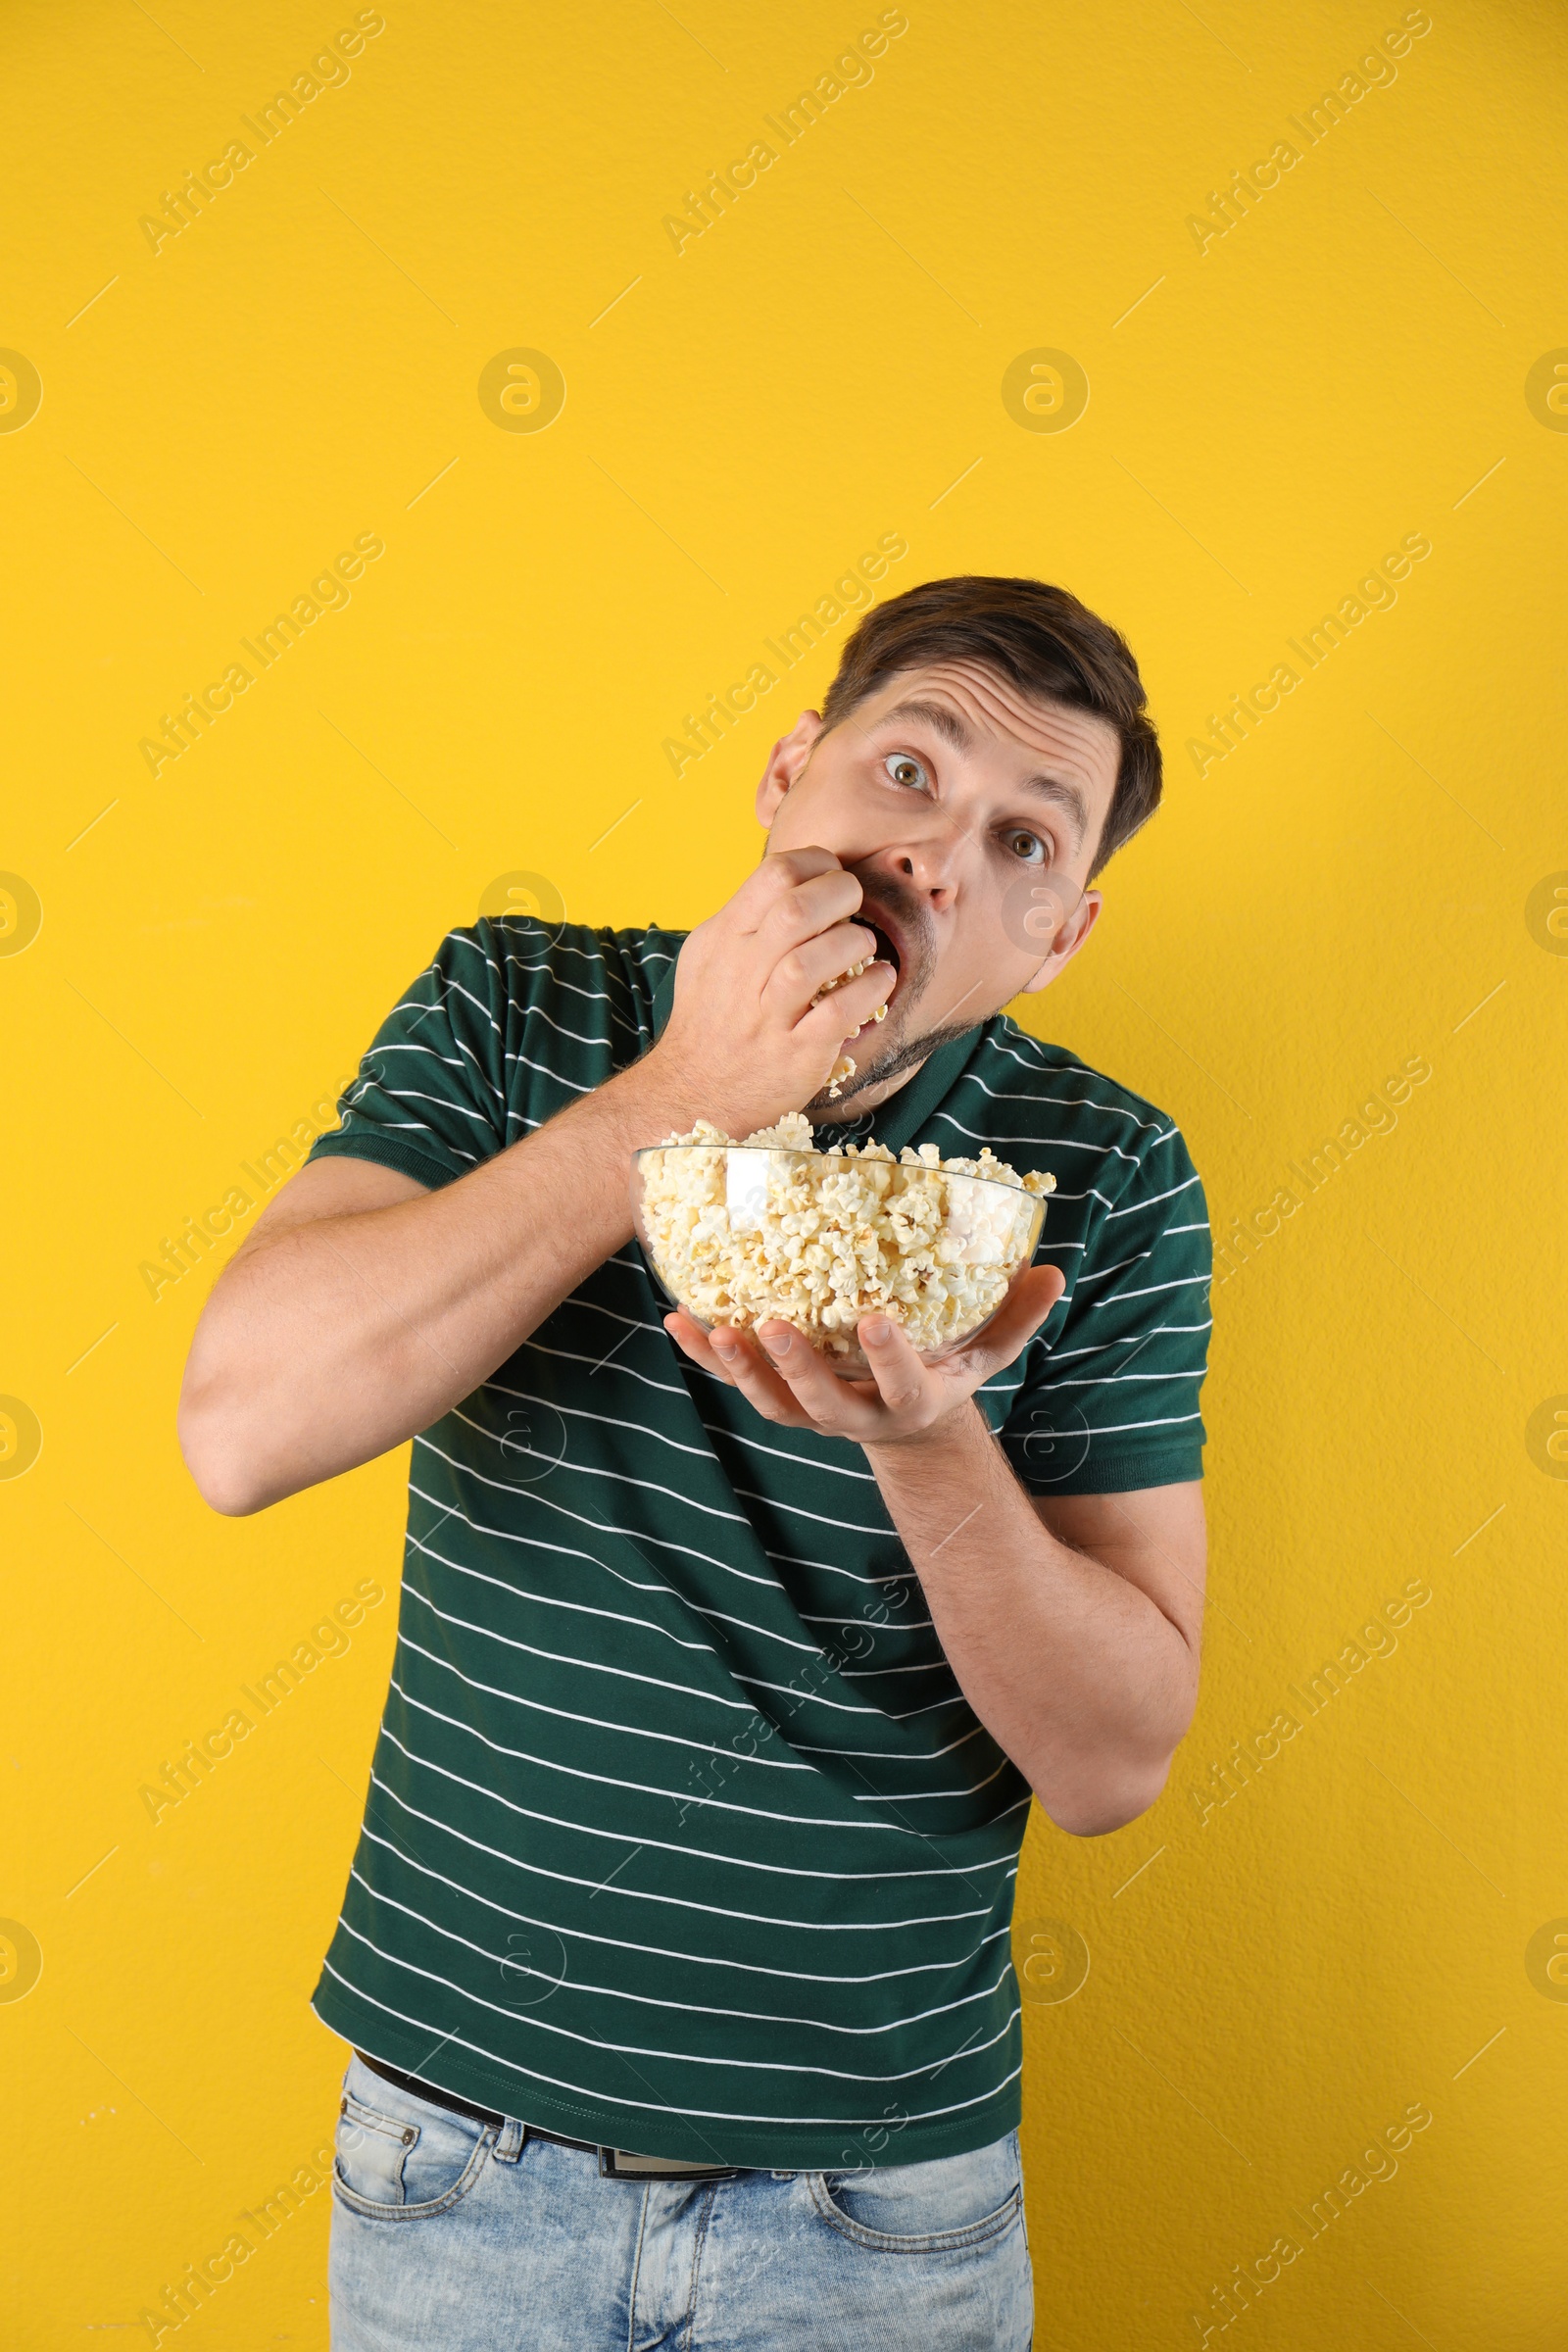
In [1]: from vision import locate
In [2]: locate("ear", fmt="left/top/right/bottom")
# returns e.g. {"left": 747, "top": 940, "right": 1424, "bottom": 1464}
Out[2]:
{"left": 756, "top": 710, "right": 824, "bottom": 828}
{"left": 1019, "top": 888, "right": 1102, "bottom": 994}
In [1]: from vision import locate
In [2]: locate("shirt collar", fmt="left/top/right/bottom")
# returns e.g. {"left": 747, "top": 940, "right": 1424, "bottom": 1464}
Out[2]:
{"left": 861, "top": 1022, "right": 990, "bottom": 1155}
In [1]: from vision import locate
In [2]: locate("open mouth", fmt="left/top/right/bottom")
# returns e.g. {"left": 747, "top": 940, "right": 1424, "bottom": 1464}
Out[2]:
{"left": 864, "top": 920, "right": 901, "bottom": 978}
{"left": 858, "top": 910, "right": 905, "bottom": 1018}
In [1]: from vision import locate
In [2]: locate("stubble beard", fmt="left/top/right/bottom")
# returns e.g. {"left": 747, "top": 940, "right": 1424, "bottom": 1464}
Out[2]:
{"left": 804, "top": 1013, "right": 993, "bottom": 1122}
{"left": 804, "top": 941, "right": 993, "bottom": 1123}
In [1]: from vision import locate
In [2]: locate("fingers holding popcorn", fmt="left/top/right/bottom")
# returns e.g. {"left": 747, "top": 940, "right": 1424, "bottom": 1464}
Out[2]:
{"left": 655, "top": 847, "right": 899, "bottom": 1130}
{"left": 760, "top": 920, "right": 881, "bottom": 1021}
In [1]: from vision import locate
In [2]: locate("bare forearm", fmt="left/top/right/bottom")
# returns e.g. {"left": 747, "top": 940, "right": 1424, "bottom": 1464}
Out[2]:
{"left": 179, "top": 1054, "right": 699, "bottom": 1513}
{"left": 863, "top": 1406, "right": 1197, "bottom": 1834}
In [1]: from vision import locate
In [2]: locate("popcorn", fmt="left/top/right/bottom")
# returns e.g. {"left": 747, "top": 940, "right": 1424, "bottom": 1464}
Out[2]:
{"left": 808, "top": 963, "right": 888, "bottom": 1019}
{"left": 637, "top": 1116, "right": 1055, "bottom": 1362}
{"left": 810, "top": 958, "right": 888, "bottom": 1097}
{"left": 809, "top": 958, "right": 868, "bottom": 1005}
{"left": 813, "top": 969, "right": 861, "bottom": 1102}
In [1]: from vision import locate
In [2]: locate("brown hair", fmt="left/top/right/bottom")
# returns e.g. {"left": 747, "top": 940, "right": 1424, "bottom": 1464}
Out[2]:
{"left": 817, "top": 574, "right": 1162, "bottom": 878}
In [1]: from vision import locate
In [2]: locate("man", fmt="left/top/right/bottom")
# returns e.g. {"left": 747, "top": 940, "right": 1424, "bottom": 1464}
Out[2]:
{"left": 179, "top": 573, "right": 1211, "bottom": 2349}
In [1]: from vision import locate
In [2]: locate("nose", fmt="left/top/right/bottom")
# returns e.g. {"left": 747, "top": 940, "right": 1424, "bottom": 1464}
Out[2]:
{"left": 871, "top": 819, "right": 965, "bottom": 910}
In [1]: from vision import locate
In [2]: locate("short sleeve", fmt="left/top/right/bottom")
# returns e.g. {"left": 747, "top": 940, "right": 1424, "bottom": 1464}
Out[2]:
{"left": 306, "top": 925, "right": 515, "bottom": 1192}
{"left": 1001, "top": 1125, "right": 1212, "bottom": 1495}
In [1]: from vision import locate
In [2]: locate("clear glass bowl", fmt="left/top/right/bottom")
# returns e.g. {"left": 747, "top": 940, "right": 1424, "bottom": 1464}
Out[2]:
{"left": 632, "top": 1142, "right": 1049, "bottom": 1379}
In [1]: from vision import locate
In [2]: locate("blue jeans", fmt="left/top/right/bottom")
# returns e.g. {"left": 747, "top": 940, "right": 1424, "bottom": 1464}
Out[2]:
{"left": 328, "top": 2052, "right": 1033, "bottom": 2349}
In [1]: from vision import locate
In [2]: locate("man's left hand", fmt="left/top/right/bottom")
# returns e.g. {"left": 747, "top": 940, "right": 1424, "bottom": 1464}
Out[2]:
{"left": 662, "top": 1263, "right": 1066, "bottom": 1446}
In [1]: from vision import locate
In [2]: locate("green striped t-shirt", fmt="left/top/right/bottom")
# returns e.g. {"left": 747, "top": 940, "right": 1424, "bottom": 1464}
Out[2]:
{"left": 306, "top": 917, "right": 1210, "bottom": 2169}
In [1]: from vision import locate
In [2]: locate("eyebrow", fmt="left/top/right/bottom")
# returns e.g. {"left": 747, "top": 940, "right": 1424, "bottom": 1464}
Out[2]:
{"left": 1016, "top": 772, "right": 1089, "bottom": 848}
{"left": 878, "top": 699, "right": 1090, "bottom": 848}
{"left": 879, "top": 698, "right": 976, "bottom": 755}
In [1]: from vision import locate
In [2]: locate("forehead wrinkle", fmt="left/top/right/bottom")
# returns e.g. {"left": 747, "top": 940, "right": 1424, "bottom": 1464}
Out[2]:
{"left": 915, "top": 659, "right": 1073, "bottom": 738}
{"left": 887, "top": 665, "right": 1111, "bottom": 786}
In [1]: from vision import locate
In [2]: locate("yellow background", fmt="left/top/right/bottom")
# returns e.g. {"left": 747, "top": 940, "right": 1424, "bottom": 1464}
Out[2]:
{"left": 3, "top": 0, "right": 1565, "bottom": 2341}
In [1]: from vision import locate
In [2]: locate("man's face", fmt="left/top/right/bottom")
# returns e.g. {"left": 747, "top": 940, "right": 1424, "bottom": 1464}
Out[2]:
{"left": 755, "top": 660, "right": 1122, "bottom": 1115}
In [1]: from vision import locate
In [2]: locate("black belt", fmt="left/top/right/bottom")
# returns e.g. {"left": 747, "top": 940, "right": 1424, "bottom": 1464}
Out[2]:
{"left": 352, "top": 2050, "right": 741, "bottom": 2181}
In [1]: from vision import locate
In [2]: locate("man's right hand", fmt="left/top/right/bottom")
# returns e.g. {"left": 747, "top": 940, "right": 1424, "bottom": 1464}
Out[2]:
{"left": 645, "top": 848, "right": 896, "bottom": 1137}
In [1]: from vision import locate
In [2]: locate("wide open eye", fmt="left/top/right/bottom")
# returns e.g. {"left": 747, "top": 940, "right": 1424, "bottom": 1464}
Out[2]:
{"left": 882, "top": 752, "right": 930, "bottom": 791}
{"left": 1004, "top": 828, "right": 1046, "bottom": 862}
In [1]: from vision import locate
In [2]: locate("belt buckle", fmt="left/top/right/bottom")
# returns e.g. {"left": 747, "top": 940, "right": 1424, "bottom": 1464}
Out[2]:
{"left": 599, "top": 2147, "right": 740, "bottom": 2182}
